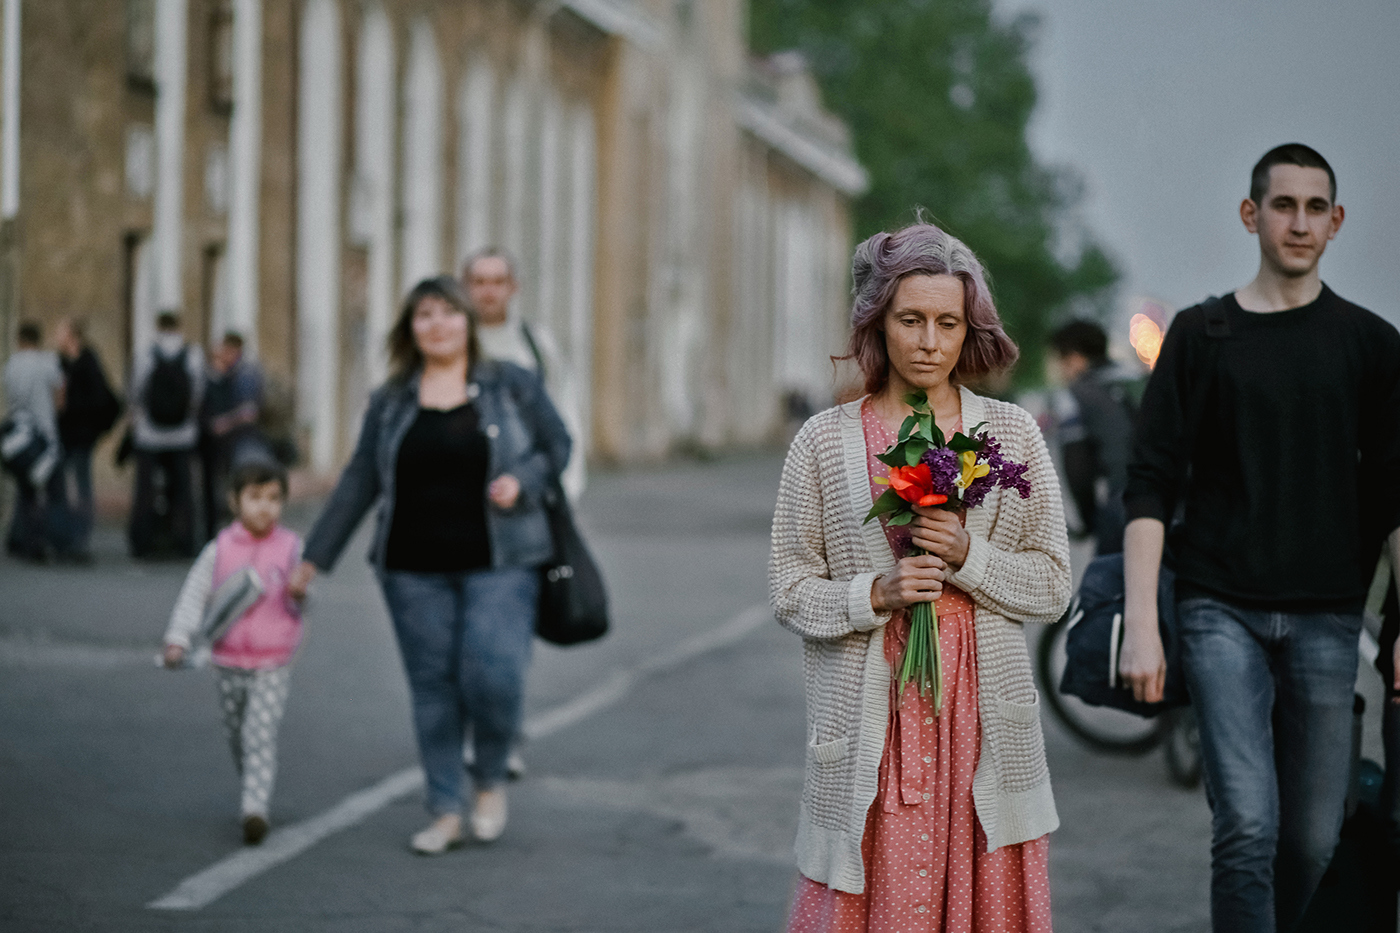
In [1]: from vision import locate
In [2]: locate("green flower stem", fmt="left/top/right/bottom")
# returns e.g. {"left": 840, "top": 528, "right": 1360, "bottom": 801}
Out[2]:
{"left": 896, "top": 548, "right": 943, "bottom": 713}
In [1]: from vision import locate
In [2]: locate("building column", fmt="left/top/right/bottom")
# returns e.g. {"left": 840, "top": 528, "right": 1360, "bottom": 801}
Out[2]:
{"left": 226, "top": 0, "right": 263, "bottom": 353}
{"left": 455, "top": 59, "right": 494, "bottom": 270}
{"left": 295, "top": 0, "right": 343, "bottom": 471}
{"left": 398, "top": 17, "right": 442, "bottom": 292}
{"left": 0, "top": 0, "right": 21, "bottom": 360}
{"left": 149, "top": 0, "right": 187, "bottom": 357}
{"left": 353, "top": 3, "right": 394, "bottom": 391}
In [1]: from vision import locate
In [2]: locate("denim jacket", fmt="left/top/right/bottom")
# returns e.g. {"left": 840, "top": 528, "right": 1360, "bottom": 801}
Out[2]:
{"left": 303, "top": 359, "right": 571, "bottom": 574}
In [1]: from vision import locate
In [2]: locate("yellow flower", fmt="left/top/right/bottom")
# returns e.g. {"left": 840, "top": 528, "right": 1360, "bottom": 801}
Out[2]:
{"left": 957, "top": 449, "right": 991, "bottom": 490}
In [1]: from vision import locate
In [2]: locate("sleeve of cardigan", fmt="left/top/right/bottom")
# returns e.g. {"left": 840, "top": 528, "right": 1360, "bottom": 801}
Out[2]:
{"left": 946, "top": 408, "right": 1072, "bottom": 625}
{"left": 769, "top": 424, "right": 892, "bottom": 641}
{"left": 163, "top": 542, "right": 218, "bottom": 648}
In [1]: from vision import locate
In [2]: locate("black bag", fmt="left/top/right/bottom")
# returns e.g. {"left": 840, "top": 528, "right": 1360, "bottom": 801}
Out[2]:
{"left": 0, "top": 409, "right": 59, "bottom": 486}
{"left": 145, "top": 348, "right": 193, "bottom": 427}
{"left": 1058, "top": 553, "right": 1188, "bottom": 716}
{"left": 535, "top": 485, "right": 608, "bottom": 646}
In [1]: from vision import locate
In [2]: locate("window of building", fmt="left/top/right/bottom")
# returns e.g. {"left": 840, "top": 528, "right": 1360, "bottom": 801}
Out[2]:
{"left": 208, "top": 0, "right": 235, "bottom": 114}
{"left": 126, "top": 0, "right": 156, "bottom": 91}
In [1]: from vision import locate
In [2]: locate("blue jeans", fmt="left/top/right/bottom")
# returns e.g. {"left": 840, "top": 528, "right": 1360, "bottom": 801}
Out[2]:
{"left": 1179, "top": 595, "right": 1361, "bottom": 933}
{"left": 380, "top": 567, "right": 538, "bottom": 815}
{"left": 56, "top": 445, "right": 94, "bottom": 553}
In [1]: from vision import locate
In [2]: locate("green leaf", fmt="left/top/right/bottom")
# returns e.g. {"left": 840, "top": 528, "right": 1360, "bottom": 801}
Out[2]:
{"left": 966, "top": 421, "right": 989, "bottom": 436}
{"left": 928, "top": 419, "right": 945, "bottom": 448}
{"left": 903, "top": 439, "right": 928, "bottom": 466}
{"left": 887, "top": 511, "right": 915, "bottom": 526}
{"left": 897, "top": 414, "right": 919, "bottom": 442}
{"left": 875, "top": 447, "right": 907, "bottom": 468}
{"left": 903, "top": 390, "right": 931, "bottom": 413}
{"left": 862, "top": 488, "right": 907, "bottom": 524}
{"left": 947, "top": 432, "right": 982, "bottom": 454}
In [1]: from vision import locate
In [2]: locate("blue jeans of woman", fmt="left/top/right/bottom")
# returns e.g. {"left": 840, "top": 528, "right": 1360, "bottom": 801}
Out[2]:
{"left": 380, "top": 566, "right": 538, "bottom": 815}
{"left": 1179, "top": 595, "right": 1361, "bottom": 933}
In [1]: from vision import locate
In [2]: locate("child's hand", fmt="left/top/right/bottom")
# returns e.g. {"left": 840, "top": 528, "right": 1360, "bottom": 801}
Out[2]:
{"left": 162, "top": 644, "right": 186, "bottom": 669}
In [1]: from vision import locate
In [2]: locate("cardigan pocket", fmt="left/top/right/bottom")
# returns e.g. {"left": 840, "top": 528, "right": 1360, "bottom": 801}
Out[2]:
{"left": 809, "top": 735, "right": 851, "bottom": 765}
{"left": 991, "top": 692, "right": 1049, "bottom": 794}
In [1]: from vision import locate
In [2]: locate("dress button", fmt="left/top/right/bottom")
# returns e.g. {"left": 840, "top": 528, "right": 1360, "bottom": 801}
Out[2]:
{"left": 922, "top": 792, "right": 930, "bottom": 801}
{"left": 921, "top": 834, "right": 929, "bottom": 841}
{"left": 917, "top": 905, "right": 928, "bottom": 913}
{"left": 924, "top": 717, "right": 934, "bottom": 724}
{"left": 923, "top": 755, "right": 932, "bottom": 763}
{"left": 919, "top": 869, "right": 928, "bottom": 877}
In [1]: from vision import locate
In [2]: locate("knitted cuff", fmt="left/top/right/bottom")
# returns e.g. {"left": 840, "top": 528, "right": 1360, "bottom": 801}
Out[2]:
{"left": 847, "top": 571, "right": 892, "bottom": 632}
{"left": 948, "top": 532, "right": 991, "bottom": 593}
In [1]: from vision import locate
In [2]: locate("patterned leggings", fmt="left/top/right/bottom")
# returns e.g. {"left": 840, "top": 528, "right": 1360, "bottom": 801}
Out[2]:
{"left": 215, "top": 666, "right": 292, "bottom": 818}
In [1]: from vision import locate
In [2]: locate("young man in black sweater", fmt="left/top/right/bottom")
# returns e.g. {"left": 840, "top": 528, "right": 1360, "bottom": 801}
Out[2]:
{"left": 1120, "top": 144, "right": 1400, "bottom": 932}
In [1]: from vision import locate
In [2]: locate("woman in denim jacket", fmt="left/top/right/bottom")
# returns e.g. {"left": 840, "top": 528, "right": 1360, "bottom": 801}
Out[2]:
{"left": 289, "top": 276, "right": 569, "bottom": 852}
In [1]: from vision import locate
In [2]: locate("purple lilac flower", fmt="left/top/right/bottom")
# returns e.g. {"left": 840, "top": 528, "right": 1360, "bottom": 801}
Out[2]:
{"left": 919, "top": 446, "right": 961, "bottom": 499}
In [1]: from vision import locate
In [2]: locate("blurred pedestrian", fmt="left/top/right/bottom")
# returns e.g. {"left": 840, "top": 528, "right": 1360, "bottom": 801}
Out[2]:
{"left": 1046, "top": 320, "right": 1135, "bottom": 555}
{"left": 461, "top": 247, "right": 585, "bottom": 501}
{"left": 54, "top": 317, "right": 121, "bottom": 560}
{"left": 3, "top": 320, "right": 66, "bottom": 561}
{"left": 200, "top": 332, "right": 267, "bottom": 540}
{"left": 770, "top": 222, "right": 1070, "bottom": 931}
{"left": 1119, "top": 144, "right": 1400, "bottom": 932}
{"left": 129, "top": 311, "right": 203, "bottom": 558}
{"left": 287, "top": 276, "right": 570, "bottom": 851}
{"left": 162, "top": 459, "right": 305, "bottom": 846}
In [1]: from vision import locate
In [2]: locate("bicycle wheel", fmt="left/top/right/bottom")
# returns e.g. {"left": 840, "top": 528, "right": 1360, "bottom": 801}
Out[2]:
{"left": 1162, "top": 706, "right": 1202, "bottom": 788}
{"left": 1036, "top": 620, "right": 1166, "bottom": 755}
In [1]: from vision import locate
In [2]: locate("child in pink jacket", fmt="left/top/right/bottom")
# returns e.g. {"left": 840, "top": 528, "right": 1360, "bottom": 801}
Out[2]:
{"left": 162, "top": 459, "right": 304, "bottom": 845}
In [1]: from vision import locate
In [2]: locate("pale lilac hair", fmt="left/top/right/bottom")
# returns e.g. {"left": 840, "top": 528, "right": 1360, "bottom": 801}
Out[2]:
{"left": 843, "top": 221, "right": 1018, "bottom": 396}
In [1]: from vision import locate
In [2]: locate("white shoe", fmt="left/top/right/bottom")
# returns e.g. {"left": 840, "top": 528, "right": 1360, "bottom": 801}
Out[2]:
{"left": 410, "top": 813, "right": 463, "bottom": 855}
{"left": 471, "top": 789, "right": 508, "bottom": 842}
{"left": 506, "top": 750, "right": 527, "bottom": 780}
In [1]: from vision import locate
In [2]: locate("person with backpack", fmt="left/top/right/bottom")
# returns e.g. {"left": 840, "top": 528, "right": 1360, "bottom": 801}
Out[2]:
{"left": 54, "top": 317, "right": 121, "bottom": 560}
{"left": 129, "top": 311, "right": 204, "bottom": 558}
{"left": 1046, "top": 320, "right": 1136, "bottom": 556}
{"left": 1119, "top": 144, "right": 1400, "bottom": 932}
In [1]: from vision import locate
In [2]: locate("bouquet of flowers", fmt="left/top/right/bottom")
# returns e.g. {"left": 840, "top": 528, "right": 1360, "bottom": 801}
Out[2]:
{"left": 864, "top": 390, "right": 1032, "bottom": 710}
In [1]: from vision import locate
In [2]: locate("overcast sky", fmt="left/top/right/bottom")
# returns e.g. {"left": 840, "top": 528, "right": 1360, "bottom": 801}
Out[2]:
{"left": 996, "top": 0, "right": 1400, "bottom": 328}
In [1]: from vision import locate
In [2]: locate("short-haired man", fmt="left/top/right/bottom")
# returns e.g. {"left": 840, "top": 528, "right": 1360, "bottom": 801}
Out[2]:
{"left": 1047, "top": 319, "right": 1135, "bottom": 555}
{"left": 129, "top": 310, "right": 204, "bottom": 558}
{"left": 3, "top": 320, "right": 66, "bottom": 560}
{"left": 1120, "top": 145, "right": 1400, "bottom": 931}
{"left": 200, "top": 331, "right": 266, "bottom": 539}
{"left": 460, "top": 247, "right": 584, "bottom": 499}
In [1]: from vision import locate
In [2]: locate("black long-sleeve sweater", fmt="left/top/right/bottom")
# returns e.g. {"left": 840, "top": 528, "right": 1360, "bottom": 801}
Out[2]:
{"left": 1124, "top": 286, "right": 1400, "bottom": 612}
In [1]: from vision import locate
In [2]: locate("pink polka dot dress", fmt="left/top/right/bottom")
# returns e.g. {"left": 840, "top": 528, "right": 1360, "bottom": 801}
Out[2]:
{"left": 786, "top": 401, "right": 1052, "bottom": 933}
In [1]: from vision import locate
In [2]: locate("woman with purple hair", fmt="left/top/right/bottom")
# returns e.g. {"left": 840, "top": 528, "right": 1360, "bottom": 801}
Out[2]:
{"left": 769, "top": 221, "right": 1071, "bottom": 931}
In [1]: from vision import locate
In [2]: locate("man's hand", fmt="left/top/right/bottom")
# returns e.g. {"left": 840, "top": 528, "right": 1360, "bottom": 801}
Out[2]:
{"left": 871, "top": 555, "right": 947, "bottom": 613}
{"left": 162, "top": 644, "right": 186, "bottom": 669}
{"left": 1121, "top": 517, "right": 1168, "bottom": 703}
{"left": 1119, "top": 618, "right": 1166, "bottom": 703}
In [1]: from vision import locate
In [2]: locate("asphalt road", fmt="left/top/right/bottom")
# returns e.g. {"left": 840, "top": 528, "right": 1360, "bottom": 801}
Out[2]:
{"left": 7, "top": 449, "right": 1361, "bottom": 932}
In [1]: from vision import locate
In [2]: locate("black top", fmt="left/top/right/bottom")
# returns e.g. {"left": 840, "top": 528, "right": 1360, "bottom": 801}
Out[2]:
{"left": 384, "top": 403, "right": 492, "bottom": 572}
{"left": 1124, "top": 286, "right": 1400, "bottom": 612}
{"left": 58, "top": 348, "right": 120, "bottom": 449}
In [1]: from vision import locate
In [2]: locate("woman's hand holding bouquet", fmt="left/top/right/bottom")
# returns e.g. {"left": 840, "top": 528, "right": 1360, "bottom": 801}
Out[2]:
{"left": 865, "top": 390, "right": 1031, "bottom": 711}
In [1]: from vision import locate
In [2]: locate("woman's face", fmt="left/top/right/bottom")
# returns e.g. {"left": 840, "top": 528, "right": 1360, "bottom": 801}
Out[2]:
{"left": 412, "top": 295, "right": 470, "bottom": 364}
{"left": 881, "top": 274, "right": 967, "bottom": 392}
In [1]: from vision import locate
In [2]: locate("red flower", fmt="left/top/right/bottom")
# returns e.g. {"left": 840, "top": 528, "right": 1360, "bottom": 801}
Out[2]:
{"left": 887, "top": 464, "right": 949, "bottom": 508}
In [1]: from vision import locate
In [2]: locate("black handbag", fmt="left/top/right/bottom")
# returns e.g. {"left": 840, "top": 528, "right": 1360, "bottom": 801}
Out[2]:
{"left": 535, "top": 485, "right": 608, "bottom": 646}
{"left": 1058, "top": 553, "right": 1188, "bottom": 716}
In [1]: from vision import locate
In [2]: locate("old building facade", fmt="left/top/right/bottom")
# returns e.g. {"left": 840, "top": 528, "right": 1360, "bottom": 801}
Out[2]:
{"left": 0, "top": 0, "right": 865, "bottom": 496}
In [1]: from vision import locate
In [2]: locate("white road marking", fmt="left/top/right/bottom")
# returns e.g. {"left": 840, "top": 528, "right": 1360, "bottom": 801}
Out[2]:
{"left": 147, "top": 602, "right": 773, "bottom": 911}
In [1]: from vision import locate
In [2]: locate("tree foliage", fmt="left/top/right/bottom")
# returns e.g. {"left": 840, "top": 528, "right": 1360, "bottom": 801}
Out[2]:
{"left": 750, "top": 0, "right": 1119, "bottom": 385}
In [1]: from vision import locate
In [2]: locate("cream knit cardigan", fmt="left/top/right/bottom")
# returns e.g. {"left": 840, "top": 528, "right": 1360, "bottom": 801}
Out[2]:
{"left": 769, "top": 386, "right": 1072, "bottom": 894}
